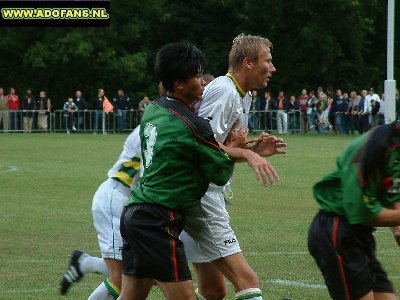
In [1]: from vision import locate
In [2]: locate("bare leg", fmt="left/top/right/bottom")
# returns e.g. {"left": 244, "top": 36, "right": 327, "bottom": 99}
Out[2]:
{"left": 104, "top": 258, "right": 123, "bottom": 290}
{"left": 117, "top": 275, "right": 153, "bottom": 300}
{"left": 192, "top": 262, "right": 227, "bottom": 300}
{"left": 157, "top": 280, "right": 196, "bottom": 300}
{"left": 211, "top": 252, "right": 259, "bottom": 293}
{"left": 372, "top": 292, "right": 397, "bottom": 300}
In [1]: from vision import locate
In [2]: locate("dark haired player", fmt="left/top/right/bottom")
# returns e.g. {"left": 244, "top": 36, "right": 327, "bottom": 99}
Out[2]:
{"left": 308, "top": 121, "right": 400, "bottom": 300}
{"left": 117, "top": 42, "right": 235, "bottom": 300}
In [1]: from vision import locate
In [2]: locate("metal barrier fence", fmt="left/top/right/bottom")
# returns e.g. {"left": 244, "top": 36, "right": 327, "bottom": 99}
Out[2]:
{"left": 0, "top": 109, "right": 304, "bottom": 134}
{"left": 0, "top": 110, "right": 143, "bottom": 133}
{"left": 249, "top": 110, "right": 304, "bottom": 134}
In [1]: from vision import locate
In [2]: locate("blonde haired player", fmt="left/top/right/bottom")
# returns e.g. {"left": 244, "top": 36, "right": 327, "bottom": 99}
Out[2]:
{"left": 60, "top": 126, "right": 142, "bottom": 299}
{"left": 180, "top": 33, "right": 287, "bottom": 300}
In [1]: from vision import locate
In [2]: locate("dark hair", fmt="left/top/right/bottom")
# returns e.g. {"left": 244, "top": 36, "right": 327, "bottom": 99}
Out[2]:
{"left": 154, "top": 42, "right": 206, "bottom": 92}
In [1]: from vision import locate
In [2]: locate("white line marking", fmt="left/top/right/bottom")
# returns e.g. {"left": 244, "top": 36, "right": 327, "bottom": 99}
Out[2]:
{"left": 0, "top": 165, "right": 18, "bottom": 174}
{"left": 268, "top": 279, "right": 326, "bottom": 289}
{"left": 4, "top": 259, "right": 53, "bottom": 264}
{"left": 0, "top": 288, "right": 55, "bottom": 294}
{"left": 248, "top": 249, "right": 400, "bottom": 256}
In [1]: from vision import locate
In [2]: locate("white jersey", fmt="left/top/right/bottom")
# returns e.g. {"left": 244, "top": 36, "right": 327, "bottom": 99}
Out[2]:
{"left": 182, "top": 75, "right": 249, "bottom": 261}
{"left": 107, "top": 126, "right": 143, "bottom": 189}
{"left": 198, "top": 75, "right": 252, "bottom": 144}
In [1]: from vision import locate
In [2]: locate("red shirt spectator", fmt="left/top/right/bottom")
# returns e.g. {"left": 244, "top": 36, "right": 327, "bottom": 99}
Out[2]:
{"left": 297, "top": 89, "right": 310, "bottom": 112}
{"left": 7, "top": 88, "right": 19, "bottom": 110}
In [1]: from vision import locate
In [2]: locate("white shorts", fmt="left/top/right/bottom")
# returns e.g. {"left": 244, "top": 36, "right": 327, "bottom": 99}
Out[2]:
{"left": 91, "top": 178, "right": 131, "bottom": 260}
{"left": 181, "top": 185, "right": 241, "bottom": 263}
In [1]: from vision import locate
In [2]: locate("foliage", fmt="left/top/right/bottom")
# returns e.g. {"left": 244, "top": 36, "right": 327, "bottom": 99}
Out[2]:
{"left": 0, "top": 0, "right": 397, "bottom": 108}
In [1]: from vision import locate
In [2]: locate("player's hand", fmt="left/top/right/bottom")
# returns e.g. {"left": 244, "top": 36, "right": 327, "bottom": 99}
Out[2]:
{"left": 225, "top": 127, "right": 258, "bottom": 149}
{"left": 249, "top": 133, "right": 287, "bottom": 157}
{"left": 244, "top": 150, "right": 279, "bottom": 186}
{"left": 391, "top": 226, "right": 400, "bottom": 246}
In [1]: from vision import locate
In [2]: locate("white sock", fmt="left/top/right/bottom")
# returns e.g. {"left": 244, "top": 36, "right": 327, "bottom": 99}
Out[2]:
{"left": 79, "top": 254, "right": 110, "bottom": 276}
{"left": 195, "top": 288, "right": 207, "bottom": 300}
{"left": 235, "top": 288, "right": 263, "bottom": 300}
{"left": 88, "top": 281, "right": 117, "bottom": 300}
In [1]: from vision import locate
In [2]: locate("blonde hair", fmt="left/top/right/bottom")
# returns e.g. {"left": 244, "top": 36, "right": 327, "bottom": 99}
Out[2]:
{"left": 228, "top": 33, "right": 273, "bottom": 71}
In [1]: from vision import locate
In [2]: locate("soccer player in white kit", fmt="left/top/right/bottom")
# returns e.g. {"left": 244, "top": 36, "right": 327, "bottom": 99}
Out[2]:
{"left": 60, "top": 126, "right": 142, "bottom": 300}
{"left": 180, "top": 33, "right": 284, "bottom": 300}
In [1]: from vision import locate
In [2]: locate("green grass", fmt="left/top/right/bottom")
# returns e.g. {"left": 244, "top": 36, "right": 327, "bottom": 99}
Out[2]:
{"left": 0, "top": 133, "right": 399, "bottom": 299}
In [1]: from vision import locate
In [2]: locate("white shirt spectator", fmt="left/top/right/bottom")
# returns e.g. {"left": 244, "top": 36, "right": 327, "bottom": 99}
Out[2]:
{"left": 364, "top": 93, "right": 380, "bottom": 113}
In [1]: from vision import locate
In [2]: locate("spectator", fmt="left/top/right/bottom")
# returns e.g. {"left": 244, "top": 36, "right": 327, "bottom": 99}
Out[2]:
{"left": 379, "top": 93, "right": 385, "bottom": 125}
{"left": 276, "top": 90, "right": 289, "bottom": 134}
{"left": 248, "top": 89, "right": 263, "bottom": 132}
{"left": 138, "top": 96, "right": 151, "bottom": 120}
{"left": 326, "top": 86, "right": 334, "bottom": 98}
{"left": 0, "top": 88, "right": 9, "bottom": 132}
{"left": 307, "top": 90, "right": 318, "bottom": 133}
{"left": 7, "top": 87, "right": 19, "bottom": 131}
{"left": 93, "top": 89, "right": 105, "bottom": 134}
{"left": 335, "top": 90, "right": 347, "bottom": 134}
{"left": 370, "top": 99, "right": 380, "bottom": 128}
{"left": 357, "top": 89, "right": 369, "bottom": 133}
{"left": 112, "top": 89, "right": 132, "bottom": 133}
{"left": 263, "top": 91, "right": 273, "bottom": 131}
{"left": 317, "top": 86, "right": 327, "bottom": 100}
{"left": 331, "top": 89, "right": 343, "bottom": 134}
{"left": 297, "top": 89, "right": 310, "bottom": 132}
{"left": 317, "top": 95, "right": 331, "bottom": 133}
{"left": 36, "top": 91, "right": 51, "bottom": 133}
{"left": 20, "top": 89, "right": 36, "bottom": 133}
{"left": 75, "top": 90, "right": 88, "bottom": 131}
{"left": 64, "top": 98, "right": 78, "bottom": 134}
{"left": 316, "top": 93, "right": 328, "bottom": 116}
{"left": 365, "top": 87, "right": 380, "bottom": 127}
{"left": 287, "top": 95, "right": 300, "bottom": 132}
{"left": 343, "top": 92, "right": 354, "bottom": 134}
{"left": 350, "top": 91, "right": 359, "bottom": 132}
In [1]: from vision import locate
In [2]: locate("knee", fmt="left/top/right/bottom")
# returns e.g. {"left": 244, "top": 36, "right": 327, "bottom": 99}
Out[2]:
{"left": 248, "top": 271, "right": 259, "bottom": 287}
{"left": 200, "top": 284, "right": 227, "bottom": 300}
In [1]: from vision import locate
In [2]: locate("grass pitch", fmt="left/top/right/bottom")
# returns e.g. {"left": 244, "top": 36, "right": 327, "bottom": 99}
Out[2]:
{"left": 0, "top": 133, "right": 399, "bottom": 299}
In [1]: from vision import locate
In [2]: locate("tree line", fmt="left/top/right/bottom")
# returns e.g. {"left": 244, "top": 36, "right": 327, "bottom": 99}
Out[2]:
{"left": 0, "top": 0, "right": 397, "bottom": 109}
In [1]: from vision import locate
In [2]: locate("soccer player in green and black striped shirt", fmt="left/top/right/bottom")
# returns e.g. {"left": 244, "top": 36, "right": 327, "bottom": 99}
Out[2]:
{"left": 308, "top": 121, "right": 400, "bottom": 300}
{"left": 118, "top": 42, "right": 234, "bottom": 300}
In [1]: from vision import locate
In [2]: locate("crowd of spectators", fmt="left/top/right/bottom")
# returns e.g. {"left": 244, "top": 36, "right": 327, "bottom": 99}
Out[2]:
{"left": 0, "top": 87, "right": 154, "bottom": 133}
{"left": 249, "top": 86, "right": 400, "bottom": 135}
{"left": 1, "top": 84, "right": 399, "bottom": 135}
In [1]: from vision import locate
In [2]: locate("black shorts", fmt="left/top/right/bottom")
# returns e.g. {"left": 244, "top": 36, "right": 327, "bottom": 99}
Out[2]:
{"left": 308, "top": 210, "right": 394, "bottom": 299}
{"left": 120, "top": 204, "right": 191, "bottom": 282}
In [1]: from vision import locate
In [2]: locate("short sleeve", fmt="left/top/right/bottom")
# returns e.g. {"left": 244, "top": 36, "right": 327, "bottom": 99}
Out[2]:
{"left": 198, "top": 84, "right": 241, "bottom": 143}
{"left": 341, "top": 163, "right": 383, "bottom": 224}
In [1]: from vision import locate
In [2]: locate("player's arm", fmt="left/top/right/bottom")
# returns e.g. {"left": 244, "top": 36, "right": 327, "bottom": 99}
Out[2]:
{"left": 219, "top": 142, "right": 279, "bottom": 187}
{"left": 363, "top": 202, "right": 400, "bottom": 227}
{"left": 225, "top": 128, "right": 287, "bottom": 157}
{"left": 247, "top": 133, "right": 287, "bottom": 157}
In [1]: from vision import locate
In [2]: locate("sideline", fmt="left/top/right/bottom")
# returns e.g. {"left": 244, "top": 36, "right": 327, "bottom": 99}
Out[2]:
{"left": 268, "top": 278, "right": 326, "bottom": 289}
{"left": 0, "top": 164, "right": 18, "bottom": 174}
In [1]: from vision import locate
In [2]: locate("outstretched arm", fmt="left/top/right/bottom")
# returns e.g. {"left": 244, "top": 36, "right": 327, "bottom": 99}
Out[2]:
{"left": 219, "top": 142, "right": 279, "bottom": 187}
{"left": 225, "top": 129, "right": 287, "bottom": 157}
{"left": 364, "top": 203, "right": 400, "bottom": 227}
{"left": 248, "top": 132, "right": 287, "bottom": 157}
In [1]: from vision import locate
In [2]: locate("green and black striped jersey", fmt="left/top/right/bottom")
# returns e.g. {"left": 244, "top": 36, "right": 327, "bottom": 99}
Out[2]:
{"left": 127, "top": 97, "right": 234, "bottom": 209}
